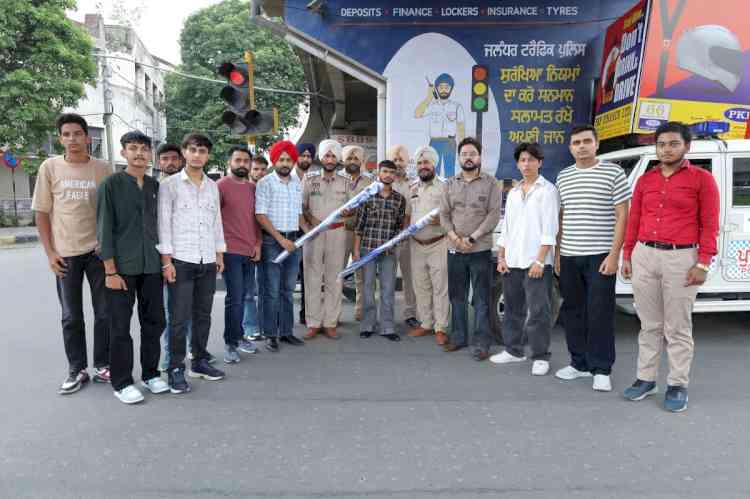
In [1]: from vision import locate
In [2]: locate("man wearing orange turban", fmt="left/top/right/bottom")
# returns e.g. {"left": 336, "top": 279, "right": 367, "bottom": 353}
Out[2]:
{"left": 255, "top": 140, "right": 306, "bottom": 352}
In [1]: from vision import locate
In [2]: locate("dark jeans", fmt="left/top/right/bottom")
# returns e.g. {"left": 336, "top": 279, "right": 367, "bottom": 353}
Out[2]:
{"left": 260, "top": 234, "right": 301, "bottom": 338}
{"left": 55, "top": 251, "right": 109, "bottom": 373}
{"left": 447, "top": 250, "right": 492, "bottom": 352}
{"left": 559, "top": 253, "right": 616, "bottom": 375}
{"left": 168, "top": 259, "right": 217, "bottom": 369}
{"left": 223, "top": 253, "right": 256, "bottom": 347}
{"left": 502, "top": 267, "right": 553, "bottom": 360}
{"left": 160, "top": 283, "right": 192, "bottom": 370}
{"left": 107, "top": 273, "right": 165, "bottom": 391}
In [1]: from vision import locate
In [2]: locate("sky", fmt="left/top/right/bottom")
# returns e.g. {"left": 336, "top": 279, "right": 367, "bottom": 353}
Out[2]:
{"left": 67, "top": 0, "right": 225, "bottom": 65}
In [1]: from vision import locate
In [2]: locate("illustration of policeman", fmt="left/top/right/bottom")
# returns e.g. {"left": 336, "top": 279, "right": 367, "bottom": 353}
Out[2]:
{"left": 414, "top": 73, "right": 466, "bottom": 178}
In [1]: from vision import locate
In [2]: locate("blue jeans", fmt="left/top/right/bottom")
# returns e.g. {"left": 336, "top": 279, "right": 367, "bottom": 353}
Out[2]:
{"left": 559, "top": 253, "right": 616, "bottom": 375}
{"left": 160, "top": 284, "right": 192, "bottom": 370}
{"left": 223, "top": 253, "right": 257, "bottom": 347}
{"left": 360, "top": 250, "right": 397, "bottom": 335}
{"left": 260, "top": 234, "right": 300, "bottom": 338}
{"left": 242, "top": 262, "right": 261, "bottom": 336}
{"left": 447, "top": 250, "right": 492, "bottom": 352}
{"left": 429, "top": 137, "right": 457, "bottom": 178}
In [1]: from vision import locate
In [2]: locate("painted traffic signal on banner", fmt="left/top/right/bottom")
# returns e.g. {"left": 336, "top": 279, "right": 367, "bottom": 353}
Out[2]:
{"left": 471, "top": 64, "right": 489, "bottom": 113}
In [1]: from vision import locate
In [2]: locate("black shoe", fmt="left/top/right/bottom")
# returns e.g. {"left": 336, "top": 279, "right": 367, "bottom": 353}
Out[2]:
{"left": 188, "top": 359, "right": 225, "bottom": 381}
{"left": 360, "top": 331, "right": 374, "bottom": 338}
{"left": 382, "top": 333, "right": 401, "bottom": 342}
{"left": 168, "top": 368, "right": 191, "bottom": 394}
{"left": 59, "top": 370, "right": 90, "bottom": 395}
{"left": 280, "top": 335, "right": 304, "bottom": 346}
{"left": 248, "top": 333, "right": 266, "bottom": 342}
{"left": 405, "top": 317, "right": 420, "bottom": 329}
{"left": 266, "top": 338, "right": 279, "bottom": 352}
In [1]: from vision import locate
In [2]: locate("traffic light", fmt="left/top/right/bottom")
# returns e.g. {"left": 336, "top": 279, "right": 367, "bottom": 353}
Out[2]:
{"left": 217, "top": 59, "right": 276, "bottom": 136}
{"left": 471, "top": 64, "right": 489, "bottom": 113}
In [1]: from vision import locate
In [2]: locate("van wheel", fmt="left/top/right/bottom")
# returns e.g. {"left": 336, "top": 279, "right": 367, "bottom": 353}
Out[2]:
{"left": 490, "top": 271, "right": 504, "bottom": 345}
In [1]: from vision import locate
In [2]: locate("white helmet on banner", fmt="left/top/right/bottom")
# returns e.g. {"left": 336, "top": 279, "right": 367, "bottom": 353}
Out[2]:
{"left": 675, "top": 25, "right": 742, "bottom": 92}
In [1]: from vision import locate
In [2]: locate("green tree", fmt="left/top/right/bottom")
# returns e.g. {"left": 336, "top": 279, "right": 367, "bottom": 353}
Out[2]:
{"left": 165, "top": 0, "right": 306, "bottom": 167}
{"left": 0, "top": 0, "right": 97, "bottom": 176}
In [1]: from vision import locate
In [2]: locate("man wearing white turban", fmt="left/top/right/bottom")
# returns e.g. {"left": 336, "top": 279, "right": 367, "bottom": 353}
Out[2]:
{"left": 387, "top": 145, "right": 419, "bottom": 330}
{"left": 408, "top": 146, "right": 450, "bottom": 345}
{"left": 339, "top": 144, "right": 373, "bottom": 321}
{"left": 300, "top": 139, "right": 351, "bottom": 340}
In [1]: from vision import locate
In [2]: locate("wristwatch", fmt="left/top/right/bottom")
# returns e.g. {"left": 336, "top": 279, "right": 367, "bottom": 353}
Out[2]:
{"left": 467, "top": 236, "right": 476, "bottom": 244}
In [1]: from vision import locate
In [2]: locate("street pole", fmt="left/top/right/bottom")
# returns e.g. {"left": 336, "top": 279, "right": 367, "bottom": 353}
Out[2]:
{"left": 101, "top": 52, "right": 115, "bottom": 170}
{"left": 10, "top": 167, "right": 17, "bottom": 220}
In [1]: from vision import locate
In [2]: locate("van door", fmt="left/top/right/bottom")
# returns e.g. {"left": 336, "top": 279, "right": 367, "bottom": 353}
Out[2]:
{"left": 722, "top": 154, "right": 750, "bottom": 282}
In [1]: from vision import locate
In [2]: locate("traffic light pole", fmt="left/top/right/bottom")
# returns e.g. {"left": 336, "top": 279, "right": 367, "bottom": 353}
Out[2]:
{"left": 245, "top": 51, "right": 257, "bottom": 151}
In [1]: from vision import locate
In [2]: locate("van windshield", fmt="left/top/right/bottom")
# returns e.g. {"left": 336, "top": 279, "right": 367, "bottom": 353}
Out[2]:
{"left": 607, "top": 157, "right": 640, "bottom": 178}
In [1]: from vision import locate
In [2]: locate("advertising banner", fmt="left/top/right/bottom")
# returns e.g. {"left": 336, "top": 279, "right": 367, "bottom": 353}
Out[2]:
{"left": 593, "top": 0, "right": 649, "bottom": 140}
{"left": 634, "top": 0, "right": 750, "bottom": 138}
{"left": 285, "top": 0, "right": 637, "bottom": 181}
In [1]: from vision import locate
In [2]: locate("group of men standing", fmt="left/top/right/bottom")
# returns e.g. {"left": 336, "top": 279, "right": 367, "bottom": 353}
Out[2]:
{"left": 489, "top": 122, "right": 718, "bottom": 413}
{"left": 34, "top": 112, "right": 718, "bottom": 413}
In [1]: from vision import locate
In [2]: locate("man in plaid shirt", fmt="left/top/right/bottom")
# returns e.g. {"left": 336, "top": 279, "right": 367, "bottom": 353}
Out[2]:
{"left": 353, "top": 160, "right": 410, "bottom": 341}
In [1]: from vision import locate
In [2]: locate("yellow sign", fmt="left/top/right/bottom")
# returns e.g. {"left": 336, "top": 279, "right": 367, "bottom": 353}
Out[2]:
{"left": 634, "top": 98, "right": 750, "bottom": 140}
{"left": 594, "top": 103, "right": 633, "bottom": 140}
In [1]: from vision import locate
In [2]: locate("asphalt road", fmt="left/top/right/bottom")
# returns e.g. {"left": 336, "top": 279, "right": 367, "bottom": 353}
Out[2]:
{"left": 2, "top": 245, "right": 750, "bottom": 498}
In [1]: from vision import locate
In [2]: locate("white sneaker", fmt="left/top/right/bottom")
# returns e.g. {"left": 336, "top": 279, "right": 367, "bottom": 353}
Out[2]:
{"left": 114, "top": 385, "right": 144, "bottom": 404}
{"left": 489, "top": 350, "right": 527, "bottom": 364}
{"left": 555, "top": 365, "right": 593, "bottom": 380}
{"left": 531, "top": 360, "right": 550, "bottom": 376}
{"left": 592, "top": 374, "right": 612, "bottom": 392}
{"left": 141, "top": 377, "right": 170, "bottom": 394}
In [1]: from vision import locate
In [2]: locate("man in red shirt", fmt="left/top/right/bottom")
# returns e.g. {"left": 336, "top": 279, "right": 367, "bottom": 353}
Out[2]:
{"left": 218, "top": 146, "right": 262, "bottom": 364}
{"left": 621, "top": 121, "right": 720, "bottom": 412}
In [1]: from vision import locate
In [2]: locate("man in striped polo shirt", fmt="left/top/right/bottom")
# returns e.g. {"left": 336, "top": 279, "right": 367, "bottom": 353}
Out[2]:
{"left": 554, "top": 124, "right": 630, "bottom": 392}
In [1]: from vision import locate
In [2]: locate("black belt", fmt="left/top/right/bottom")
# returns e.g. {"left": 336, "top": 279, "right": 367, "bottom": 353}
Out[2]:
{"left": 642, "top": 241, "right": 696, "bottom": 250}
{"left": 264, "top": 230, "right": 300, "bottom": 240}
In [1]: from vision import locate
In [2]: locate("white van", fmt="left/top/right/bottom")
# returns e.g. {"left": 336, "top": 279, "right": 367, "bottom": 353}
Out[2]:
{"left": 600, "top": 138, "right": 750, "bottom": 313}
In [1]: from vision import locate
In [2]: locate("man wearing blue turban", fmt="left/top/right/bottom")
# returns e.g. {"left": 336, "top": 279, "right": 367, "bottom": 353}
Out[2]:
{"left": 414, "top": 73, "right": 465, "bottom": 177}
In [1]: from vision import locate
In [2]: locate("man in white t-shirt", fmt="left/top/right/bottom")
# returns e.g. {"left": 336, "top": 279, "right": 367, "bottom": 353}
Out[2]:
{"left": 415, "top": 73, "right": 465, "bottom": 178}
{"left": 554, "top": 124, "right": 630, "bottom": 392}
{"left": 32, "top": 113, "right": 112, "bottom": 395}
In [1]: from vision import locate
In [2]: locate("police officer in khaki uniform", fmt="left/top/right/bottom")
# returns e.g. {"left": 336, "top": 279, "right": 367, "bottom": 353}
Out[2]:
{"left": 407, "top": 146, "right": 450, "bottom": 345}
{"left": 301, "top": 140, "right": 351, "bottom": 339}
{"left": 388, "top": 144, "right": 419, "bottom": 329}
{"left": 340, "top": 145, "right": 373, "bottom": 322}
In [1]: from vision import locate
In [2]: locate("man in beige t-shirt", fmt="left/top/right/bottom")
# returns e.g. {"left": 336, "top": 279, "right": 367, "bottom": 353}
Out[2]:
{"left": 31, "top": 114, "right": 112, "bottom": 395}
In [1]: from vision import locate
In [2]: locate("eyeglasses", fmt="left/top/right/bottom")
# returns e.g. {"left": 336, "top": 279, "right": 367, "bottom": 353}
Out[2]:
{"left": 459, "top": 152, "right": 479, "bottom": 158}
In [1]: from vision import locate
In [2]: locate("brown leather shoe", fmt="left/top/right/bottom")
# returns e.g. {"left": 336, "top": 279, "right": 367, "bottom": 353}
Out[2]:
{"left": 435, "top": 331, "right": 448, "bottom": 345}
{"left": 443, "top": 343, "right": 466, "bottom": 352}
{"left": 303, "top": 327, "right": 320, "bottom": 339}
{"left": 473, "top": 351, "right": 490, "bottom": 361}
{"left": 324, "top": 327, "right": 339, "bottom": 339}
{"left": 408, "top": 326, "right": 433, "bottom": 337}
